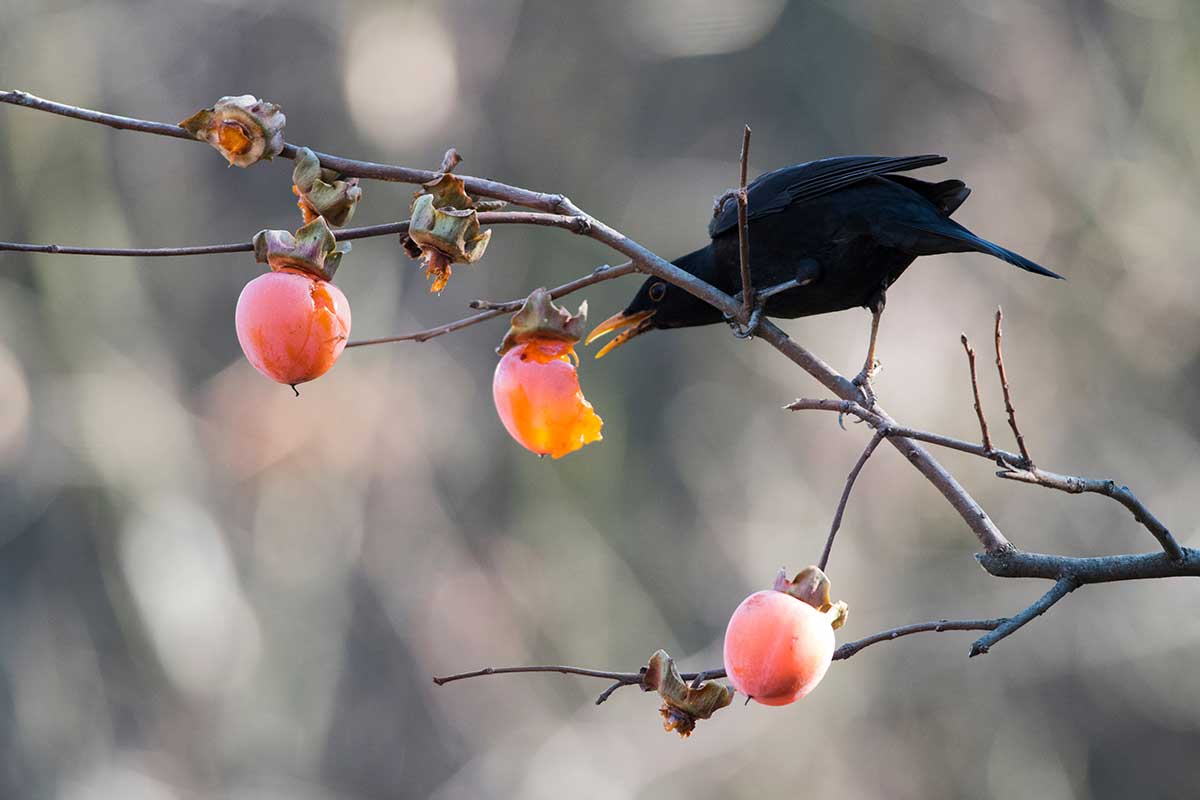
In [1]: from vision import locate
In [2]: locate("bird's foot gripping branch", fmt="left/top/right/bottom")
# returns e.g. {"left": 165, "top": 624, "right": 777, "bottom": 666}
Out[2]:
{"left": 0, "top": 90, "right": 1191, "bottom": 738}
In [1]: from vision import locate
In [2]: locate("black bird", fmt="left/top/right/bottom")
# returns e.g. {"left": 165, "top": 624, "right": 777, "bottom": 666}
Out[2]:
{"left": 586, "top": 155, "right": 1061, "bottom": 398}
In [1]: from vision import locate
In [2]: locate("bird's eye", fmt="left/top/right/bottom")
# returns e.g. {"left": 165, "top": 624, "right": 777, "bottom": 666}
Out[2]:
{"left": 648, "top": 282, "right": 667, "bottom": 302}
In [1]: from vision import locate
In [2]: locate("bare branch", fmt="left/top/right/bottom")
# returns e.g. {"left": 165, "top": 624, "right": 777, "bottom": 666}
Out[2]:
{"left": 789, "top": 396, "right": 1186, "bottom": 561}
{"left": 595, "top": 680, "right": 630, "bottom": 705}
{"left": 834, "top": 618, "right": 1006, "bottom": 660}
{"left": 0, "top": 213, "right": 585, "bottom": 259}
{"left": 782, "top": 395, "right": 1013, "bottom": 554}
{"left": 961, "top": 333, "right": 994, "bottom": 453}
{"left": 346, "top": 261, "right": 638, "bottom": 348}
{"left": 434, "top": 617, "right": 1010, "bottom": 702}
{"left": 468, "top": 262, "right": 637, "bottom": 313}
{"left": 433, "top": 664, "right": 643, "bottom": 688}
{"left": 0, "top": 221, "right": 412, "bottom": 258}
{"left": 995, "top": 465, "right": 1183, "bottom": 560}
{"left": 736, "top": 125, "right": 754, "bottom": 323}
{"left": 970, "top": 577, "right": 1079, "bottom": 656}
{"left": 978, "top": 548, "right": 1199, "bottom": 583}
{"left": 819, "top": 430, "right": 886, "bottom": 571}
{"left": 995, "top": 307, "right": 1032, "bottom": 464}
{"left": 0, "top": 90, "right": 576, "bottom": 213}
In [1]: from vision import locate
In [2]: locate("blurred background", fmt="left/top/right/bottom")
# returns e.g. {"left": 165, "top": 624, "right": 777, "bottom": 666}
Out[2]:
{"left": 2, "top": 0, "right": 1199, "bottom": 797}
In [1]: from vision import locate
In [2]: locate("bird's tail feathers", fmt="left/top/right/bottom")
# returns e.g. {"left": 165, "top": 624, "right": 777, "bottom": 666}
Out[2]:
{"left": 893, "top": 221, "right": 1063, "bottom": 280}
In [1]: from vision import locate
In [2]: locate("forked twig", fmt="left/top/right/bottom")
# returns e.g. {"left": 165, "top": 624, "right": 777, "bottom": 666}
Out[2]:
{"left": 819, "top": 430, "right": 886, "bottom": 571}
{"left": 970, "top": 577, "right": 1079, "bottom": 656}
{"left": 960, "top": 333, "right": 994, "bottom": 454}
{"left": 994, "top": 307, "right": 1032, "bottom": 464}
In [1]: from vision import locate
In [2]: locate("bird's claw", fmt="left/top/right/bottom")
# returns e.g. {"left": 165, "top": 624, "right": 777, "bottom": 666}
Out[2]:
{"left": 851, "top": 360, "right": 881, "bottom": 409}
{"left": 724, "top": 294, "right": 764, "bottom": 339}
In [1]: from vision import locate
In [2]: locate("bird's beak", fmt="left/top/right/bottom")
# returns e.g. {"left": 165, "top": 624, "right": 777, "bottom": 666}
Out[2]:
{"left": 585, "top": 309, "right": 656, "bottom": 358}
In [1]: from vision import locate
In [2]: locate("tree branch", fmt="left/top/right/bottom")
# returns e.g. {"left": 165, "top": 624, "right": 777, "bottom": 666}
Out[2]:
{"left": 736, "top": 125, "right": 753, "bottom": 322}
{"left": 834, "top": 618, "right": 1006, "bottom": 659}
{"left": 819, "top": 430, "right": 886, "bottom": 571}
{"left": 346, "top": 262, "right": 637, "bottom": 348}
{"left": 969, "top": 577, "right": 1079, "bottom": 656}
{"left": 0, "top": 90, "right": 575, "bottom": 213}
{"left": 994, "top": 307, "right": 1032, "bottom": 464}
{"left": 977, "top": 547, "right": 1200, "bottom": 583}
{"left": 786, "top": 389, "right": 1184, "bottom": 561}
{"left": 431, "top": 617, "right": 1010, "bottom": 704}
{"left": 995, "top": 466, "right": 1183, "bottom": 560}
{"left": 961, "top": 333, "right": 994, "bottom": 453}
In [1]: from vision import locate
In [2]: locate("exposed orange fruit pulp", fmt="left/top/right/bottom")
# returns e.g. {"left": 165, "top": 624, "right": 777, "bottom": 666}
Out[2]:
{"left": 235, "top": 269, "right": 351, "bottom": 387}
{"left": 216, "top": 120, "right": 254, "bottom": 156}
{"left": 492, "top": 339, "right": 603, "bottom": 458}
{"left": 723, "top": 590, "right": 835, "bottom": 706}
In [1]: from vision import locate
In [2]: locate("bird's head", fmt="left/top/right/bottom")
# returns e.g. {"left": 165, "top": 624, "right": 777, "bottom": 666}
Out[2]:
{"left": 586, "top": 250, "right": 724, "bottom": 357}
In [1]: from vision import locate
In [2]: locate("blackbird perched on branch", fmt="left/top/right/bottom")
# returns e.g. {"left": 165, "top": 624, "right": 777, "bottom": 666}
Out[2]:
{"left": 587, "top": 155, "right": 1061, "bottom": 400}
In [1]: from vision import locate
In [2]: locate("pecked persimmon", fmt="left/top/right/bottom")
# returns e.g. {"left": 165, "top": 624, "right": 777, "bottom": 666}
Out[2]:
{"left": 492, "top": 339, "right": 602, "bottom": 458}
{"left": 492, "top": 289, "right": 603, "bottom": 459}
{"left": 235, "top": 269, "right": 351, "bottom": 390}
{"left": 723, "top": 567, "right": 847, "bottom": 706}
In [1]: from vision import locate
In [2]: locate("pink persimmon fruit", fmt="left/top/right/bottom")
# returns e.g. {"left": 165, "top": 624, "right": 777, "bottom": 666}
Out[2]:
{"left": 723, "top": 589, "right": 835, "bottom": 706}
{"left": 235, "top": 268, "right": 351, "bottom": 390}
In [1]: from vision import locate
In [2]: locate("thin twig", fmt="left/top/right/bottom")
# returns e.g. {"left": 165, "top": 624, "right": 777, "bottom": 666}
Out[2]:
{"left": 833, "top": 618, "right": 1006, "bottom": 659}
{"left": 0, "top": 90, "right": 575, "bottom": 213}
{"left": 595, "top": 680, "right": 630, "bottom": 705}
{"left": 969, "top": 577, "right": 1079, "bottom": 656}
{"left": 961, "top": 333, "right": 994, "bottom": 453}
{"left": 736, "top": 125, "right": 753, "bottom": 323}
{"left": 0, "top": 222, "right": 411, "bottom": 257}
{"left": 788, "top": 396, "right": 1186, "bottom": 560}
{"left": 994, "top": 307, "right": 1032, "bottom": 464}
{"left": 346, "top": 261, "right": 638, "bottom": 348}
{"left": 0, "top": 212, "right": 586, "bottom": 259}
{"left": 467, "top": 262, "right": 636, "bottom": 313}
{"left": 434, "top": 617, "right": 1010, "bottom": 702}
{"left": 432, "top": 665, "right": 643, "bottom": 687}
{"left": 996, "top": 467, "right": 1183, "bottom": 560}
{"left": 819, "top": 430, "right": 886, "bottom": 571}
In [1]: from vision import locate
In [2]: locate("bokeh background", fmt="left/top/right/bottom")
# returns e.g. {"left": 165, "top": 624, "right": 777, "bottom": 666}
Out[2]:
{"left": 2, "top": 0, "right": 1200, "bottom": 797}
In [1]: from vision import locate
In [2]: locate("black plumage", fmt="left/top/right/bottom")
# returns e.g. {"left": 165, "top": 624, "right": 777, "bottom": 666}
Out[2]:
{"left": 587, "top": 155, "right": 1061, "bottom": 374}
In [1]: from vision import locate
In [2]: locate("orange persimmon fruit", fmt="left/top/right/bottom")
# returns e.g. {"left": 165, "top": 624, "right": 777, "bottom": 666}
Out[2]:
{"left": 492, "top": 339, "right": 603, "bottom": 458}
{"left": 235, "top": 268, "right": 351, "bottom": 390}
{"left": 723, "top": 589, "right": 835, "bottom": 706}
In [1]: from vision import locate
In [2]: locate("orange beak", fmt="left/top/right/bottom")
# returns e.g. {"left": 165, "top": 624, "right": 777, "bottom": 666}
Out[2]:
{"left": 585, "top": 309, "right": 656, "bottom": 358}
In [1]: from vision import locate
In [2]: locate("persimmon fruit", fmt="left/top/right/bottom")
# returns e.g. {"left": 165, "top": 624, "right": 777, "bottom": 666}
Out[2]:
{"left": 492, "top": 339, "right": 603, "bottom": 459}
{"left": 235, "top": 268, "right": 351, "bottom": 390}
{"left": 723, "top": 589, "right": 835, "bottom": 706}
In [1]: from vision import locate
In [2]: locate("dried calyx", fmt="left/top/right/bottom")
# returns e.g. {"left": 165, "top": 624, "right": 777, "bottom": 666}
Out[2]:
{"left": 291, "top": 147, "right": 362, "bottom": 226}
{"left": 640, "top": 650, "right": 732, "bottom": 738}
{"left": 402, "top": 153, "right": 492, "bottom": 293}
{"left": 252, "top": 217, "right": 350, "bottom": 282}
{"left": 774, "top": 565, "right": 849, "bottom": 630}
{"left": 180, "top": 95, "right": 285, "bottom": 167}
{"left": 496, "top": 288, "right": 587, "bottom": 356}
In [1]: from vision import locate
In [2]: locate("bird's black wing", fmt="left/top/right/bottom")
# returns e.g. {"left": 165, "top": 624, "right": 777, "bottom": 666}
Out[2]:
{"left": 708, "top": 154, "right": 948, "bottom": 238}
